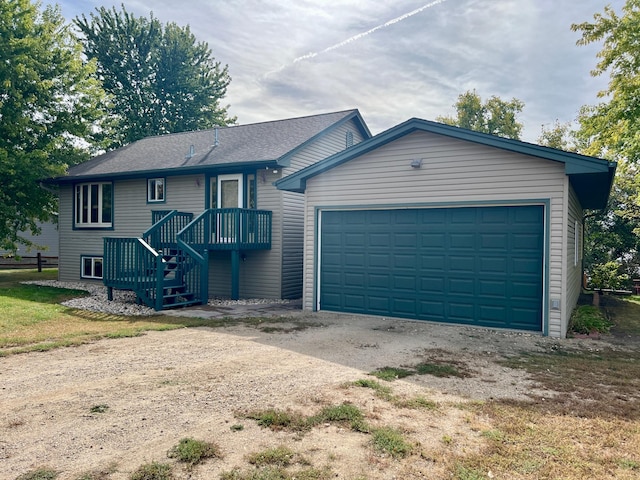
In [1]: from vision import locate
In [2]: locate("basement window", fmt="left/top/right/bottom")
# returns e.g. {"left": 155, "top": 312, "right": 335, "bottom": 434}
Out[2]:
{"left": 81, "top": 256, "right": 103, "bottom": 279}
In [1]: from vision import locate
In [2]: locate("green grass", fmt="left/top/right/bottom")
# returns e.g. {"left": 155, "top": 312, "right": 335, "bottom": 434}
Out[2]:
{"left": 220, "top": 467, "right": 331, "bottom": 480}
{"left": 309, "top": 403, "right": 370, "bottom": 433}
{"left": 167, "top": 437, "right": 221, "bottom": 467}
{"left": 371, "top": 427, "right": 413, "bottom": 458}
{"left": 369, "top": 366, "right": 414, "bottom": 381}
{"left": 15, "top": 468, "right": 59, "bottom": 480}
{"left": 244, "top": 408, "right": 309, "bottom": 431}
{"left": 351, "top": 378, "right": 393, "bottom": 400}
{"left": 0, "top": 269, "right": 313, "bottom": 356}
{"left": 247, "top": 446, "right": 303, "bottom": 467}
{"left": 129, "top": 462, "right": 173, "bottom": 480}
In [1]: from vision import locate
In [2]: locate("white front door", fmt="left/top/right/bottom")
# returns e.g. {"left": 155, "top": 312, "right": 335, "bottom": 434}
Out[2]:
{"left": 218, "top": 174, "right": 243, "bottom": 209}
{"left": 216, "top": 174, "right": 243, "bottom": 243}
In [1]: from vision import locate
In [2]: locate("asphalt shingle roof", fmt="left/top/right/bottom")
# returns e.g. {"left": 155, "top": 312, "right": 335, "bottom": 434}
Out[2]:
{"left": 60, "top": 109, "right": 364, "bottom": 180}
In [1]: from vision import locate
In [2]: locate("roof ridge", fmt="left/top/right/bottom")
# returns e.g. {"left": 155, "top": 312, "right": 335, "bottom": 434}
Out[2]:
{"left": 135, "top": 109, "right": 359, "bottom": 143}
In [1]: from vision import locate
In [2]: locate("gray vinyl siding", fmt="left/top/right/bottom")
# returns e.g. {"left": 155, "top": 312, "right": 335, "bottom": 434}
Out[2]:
{"left": 281, "top": 190, "right": 304, "bottom": 298}
{"left": 302, "top": 130, "right": 569, "bottom": 337}
{"left": 277, "top": 117, "right": 368, "bottom": 298}
{"left": 284, "top": 118, "right": 368, "bottom": 175}
{"left": 564, "top": 184, "right": 583, "bottom": 336}
{"left": 58, "top": 175, "right": 207, "bottom": 283}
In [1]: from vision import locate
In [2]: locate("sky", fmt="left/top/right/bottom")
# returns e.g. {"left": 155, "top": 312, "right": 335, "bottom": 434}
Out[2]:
{"left": 55, "top": 0, "right": 624, "bottom": 142}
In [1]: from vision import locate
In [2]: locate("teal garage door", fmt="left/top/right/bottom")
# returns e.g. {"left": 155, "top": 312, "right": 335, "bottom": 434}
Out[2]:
{"left": 320, "top": 206, "right": 544, "bottom": 331}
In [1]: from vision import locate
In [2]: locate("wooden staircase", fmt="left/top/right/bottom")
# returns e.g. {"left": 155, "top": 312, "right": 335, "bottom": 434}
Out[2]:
{"left": 104, "top": 211, "right": 207, "bottom": 311}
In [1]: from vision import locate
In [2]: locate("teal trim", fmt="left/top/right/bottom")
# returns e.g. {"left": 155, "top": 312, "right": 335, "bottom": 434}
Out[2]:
{"left": 276, "top": 118, "right": 616, "bottom": 210}
{"left": 275, "top": 111, "right": 372, "bottom": 167}
{"left": 53, "top": 160, "right": 277, "bottom": 185}
{"left": 542, "top": 199, "right": 551, "bottom": 336}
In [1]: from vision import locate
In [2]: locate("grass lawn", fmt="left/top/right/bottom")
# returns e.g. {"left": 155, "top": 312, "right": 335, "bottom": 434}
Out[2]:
{"left": 0, "top": 269, "right": 214, "bottom": 356}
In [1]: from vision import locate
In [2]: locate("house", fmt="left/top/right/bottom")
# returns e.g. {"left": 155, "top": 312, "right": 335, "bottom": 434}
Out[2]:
{"left": 49, "top": 110, "right": 371, "bottom": 309}
{"left": 276, "top": 118, "right": 616, "bottom": 338}
{"left": 0, "top": 219, "right": 59, "bottom": 268}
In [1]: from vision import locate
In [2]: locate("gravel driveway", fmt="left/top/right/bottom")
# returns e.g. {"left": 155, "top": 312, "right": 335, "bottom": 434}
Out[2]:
{"left": 2, "top": 283, "right": 591, "bottom": 479}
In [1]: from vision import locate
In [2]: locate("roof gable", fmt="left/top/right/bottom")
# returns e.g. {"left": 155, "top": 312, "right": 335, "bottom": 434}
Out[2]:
{"left": 276, "top": 118, "right": 617, "bottom": 210}
{"left": 55, "top": 109, "right": 370, "bottom": 182}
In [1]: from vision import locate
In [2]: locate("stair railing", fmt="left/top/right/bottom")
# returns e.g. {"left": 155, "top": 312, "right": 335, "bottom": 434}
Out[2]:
{"left": 143, "top": 210, "right": 194, "bottom": 252}
{"left": 177, "top": 210, "right": 211, "bottom": 305}
{"left": 103, "top": 237, "right": 165, "bottom": 310}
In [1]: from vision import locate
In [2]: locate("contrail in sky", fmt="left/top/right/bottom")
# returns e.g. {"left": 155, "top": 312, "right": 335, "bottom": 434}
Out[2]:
{"left": 265, "top": 0, "right": 449, "bottom": 76}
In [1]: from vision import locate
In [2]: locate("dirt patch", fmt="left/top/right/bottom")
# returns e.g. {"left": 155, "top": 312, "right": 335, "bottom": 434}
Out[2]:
{"left": 0, "top": 312, "right": 621, "bottom": 479}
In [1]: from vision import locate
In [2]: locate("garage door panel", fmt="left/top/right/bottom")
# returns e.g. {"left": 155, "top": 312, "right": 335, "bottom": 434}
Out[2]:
{"left": 450, "top": 256, "right": 475, "bottom": 273}
{"left": 421, "top": 233, "right": 446, "bottom": 248}
{"left": 420, "top": 276, "right": 445, "bottom": 293}
{"left": 449, "top": 277, "right": 474, "bottom": 294}
{"left": 480, "top": 233, "right": 508, "bottom": 249}
{"left": 393, "top": 274, "right": 417, "bottom": 291}
{"left": 320, "top": 206, "right": 543, "bottom": 331}
{"left": 367, "top": 295, "right": 390, "bottom": 313}
{"left": 450, "top": 233, "right": 475, "bottom": 249}
{"left": 478, "top": 279, "right": 507, "bottom": 297}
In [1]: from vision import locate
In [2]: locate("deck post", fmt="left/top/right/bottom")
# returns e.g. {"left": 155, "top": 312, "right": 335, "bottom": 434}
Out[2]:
{"left": 231, "top": 249, "right": 240, "bottom": 300}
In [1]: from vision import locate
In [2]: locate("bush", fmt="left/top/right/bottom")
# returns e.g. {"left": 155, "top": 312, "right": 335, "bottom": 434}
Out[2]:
{"left": 167, "top": 437, "right": 221, "bottom": 467}
{"left": 569, "top": 305, "right": 613, "bottom": 334}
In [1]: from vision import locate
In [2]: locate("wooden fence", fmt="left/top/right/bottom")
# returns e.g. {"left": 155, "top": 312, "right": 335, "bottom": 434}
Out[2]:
{"left": 0, "top": 253, "right": 59, "bottom": 271}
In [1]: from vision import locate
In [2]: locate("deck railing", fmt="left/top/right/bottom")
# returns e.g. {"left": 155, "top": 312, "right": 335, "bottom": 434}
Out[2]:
{"left": 180, "top": 208, "right": 271, "bottom": 251}
{"left": 103, "top": 208, "right": 270, "bottom": 310}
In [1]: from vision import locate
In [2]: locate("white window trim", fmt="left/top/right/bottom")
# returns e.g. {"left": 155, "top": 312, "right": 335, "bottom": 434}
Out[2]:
{"left": 147, "top": 178, "right": 165, "bottom": 203}
{"left": 75, "top": 182, "right": 112, "bottom": 228}
{"left": 81, "top": 256, "right": 103, "bottom": 279}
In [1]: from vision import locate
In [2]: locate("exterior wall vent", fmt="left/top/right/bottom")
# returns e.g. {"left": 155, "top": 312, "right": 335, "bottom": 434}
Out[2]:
{"left": 346, "top": 130, "right": 354, "bottom": 148}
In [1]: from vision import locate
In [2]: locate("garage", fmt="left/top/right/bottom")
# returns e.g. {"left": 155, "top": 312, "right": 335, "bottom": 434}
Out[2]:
{"left": 319, "top": 205, "right": 544, "bottom": 331}
{"left": 276, "top": 117, "right": 615, "bottom": 337}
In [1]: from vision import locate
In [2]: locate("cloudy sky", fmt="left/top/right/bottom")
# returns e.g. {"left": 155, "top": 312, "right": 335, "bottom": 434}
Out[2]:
{"left": 56, "top": 0, "right": 623, "bottom": 142}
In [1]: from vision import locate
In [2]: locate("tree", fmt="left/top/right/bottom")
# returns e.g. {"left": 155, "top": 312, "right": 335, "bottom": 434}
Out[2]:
{"left": 436, "top": 90, "right": 525, "bottom": 140}
{"left": 75, "top": 5, "right": 236, "bottom": 148}
{"left": 572, "top": 1, "right": 640, "bottom": 282}
{"left": 0, "top": 0, "right": 107, "bottom": 254}
{"left": 572, "top": 1, "right": 640, "bottom": 163}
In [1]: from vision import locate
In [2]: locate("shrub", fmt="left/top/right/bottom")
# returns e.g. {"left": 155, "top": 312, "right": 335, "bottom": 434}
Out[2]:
{"left": 569, "top": 305, "right": 613, "bottom": 334}
{"left": 167, "top": 437, "right": 221, "bottom": 467}
{"left": 129, "top": 462, "right": 173, "bottom": 480}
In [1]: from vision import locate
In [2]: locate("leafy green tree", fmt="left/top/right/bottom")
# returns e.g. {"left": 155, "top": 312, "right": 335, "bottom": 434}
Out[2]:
{"left": 572, "top": 1, "right": 640, "bottom": 281}
{"left": 0, "top": 0, "right": 107, "bottom": 254}
{"left": 436, "top": 90, "right": 524, "bottom": 140}
{"left": 75, "top": 5, "right": 236, "bottom": 148}
{"left": 572, "top": 1, "right": 640, "bottom": 163}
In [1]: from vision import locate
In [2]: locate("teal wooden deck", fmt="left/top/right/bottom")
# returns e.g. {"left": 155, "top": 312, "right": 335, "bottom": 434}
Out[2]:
{"left": 103, "top": 209, "right": 272, "bottom": 310}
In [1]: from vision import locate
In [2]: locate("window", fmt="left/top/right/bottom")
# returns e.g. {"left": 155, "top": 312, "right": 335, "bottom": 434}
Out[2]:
{"left": 147, "top": 178, "right": 165, "bottom": 202}
{"left": 81, "top": 256, "right": 103, "bottom": 279}
{"left": 75, "top": 182, "right": 112, "bottom": 227}
{"left": 246, "top": 174, "right": 256, "bottom": 209}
